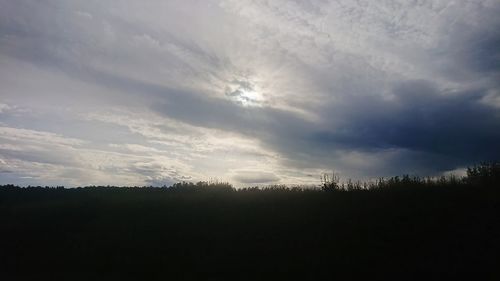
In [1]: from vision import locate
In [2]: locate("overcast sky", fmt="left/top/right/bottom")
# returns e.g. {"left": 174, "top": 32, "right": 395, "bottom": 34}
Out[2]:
{"left": 1, "top": 0, "right": 499, "bottom": 187}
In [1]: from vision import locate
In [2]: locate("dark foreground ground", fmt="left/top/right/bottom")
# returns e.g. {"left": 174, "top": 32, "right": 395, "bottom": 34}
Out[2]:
{"left": 1, "top": 185, "right": 499, "bottom": 280}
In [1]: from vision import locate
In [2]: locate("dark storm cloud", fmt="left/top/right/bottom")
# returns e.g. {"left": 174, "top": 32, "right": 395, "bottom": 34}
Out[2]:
{"left": 313, "top": 81, "right": 500, "bottom": 168}
{"left": 152, "top": 79, "right": 500, "bottom": 176}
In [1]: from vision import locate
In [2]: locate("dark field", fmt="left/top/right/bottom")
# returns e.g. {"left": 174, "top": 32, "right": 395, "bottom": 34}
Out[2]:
{"left": 1, "top": 178, "right": 499, "bottom": 280}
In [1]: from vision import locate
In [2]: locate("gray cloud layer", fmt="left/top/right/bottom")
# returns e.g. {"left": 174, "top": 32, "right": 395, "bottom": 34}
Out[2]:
{"left": 1, "top": 0, "right": 499, "bottom": 186}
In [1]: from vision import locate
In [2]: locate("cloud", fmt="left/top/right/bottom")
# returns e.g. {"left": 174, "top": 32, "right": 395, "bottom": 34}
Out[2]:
{"left": 232, "top": 170, "right": 280, "bottom": 184}
{"left": 316, "top": 81, "right": 500, "bottom": 157}
{"left": 0, "top": 103, "right": 11, "bottom": 114}
{"left": 0, "top": 0, "right": 499, "bottom": 185}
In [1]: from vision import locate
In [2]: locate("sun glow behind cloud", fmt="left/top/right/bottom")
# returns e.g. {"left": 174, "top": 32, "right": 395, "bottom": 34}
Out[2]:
{"left": 225, "top": 78, "right": 265, "bottom": 107}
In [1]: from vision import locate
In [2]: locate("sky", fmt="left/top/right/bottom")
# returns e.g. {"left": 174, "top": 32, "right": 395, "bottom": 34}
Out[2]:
{"left": 1, "top": 0, "right": 499, "bottom": 187}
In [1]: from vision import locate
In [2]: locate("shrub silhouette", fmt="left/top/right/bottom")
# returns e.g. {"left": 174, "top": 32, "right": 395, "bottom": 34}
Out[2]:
{"left": 170, "top": 180, "right": 234, "bottom": 192}
{"left": 465, "top": 162, "right": 500, "bottom": 186}
{"left": 321, "top": 171, "right": 341, "bottom": 191}
{"left": 0, "top": 162, "right": 499, "bottom": 280}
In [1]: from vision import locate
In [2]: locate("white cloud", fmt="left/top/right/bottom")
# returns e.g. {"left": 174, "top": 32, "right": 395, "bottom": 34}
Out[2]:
{"left": 0, "top": 103, "right": 11, "bottom": 113}
{"left": 0, "top": 126, "right": 86, "bottom": 147}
